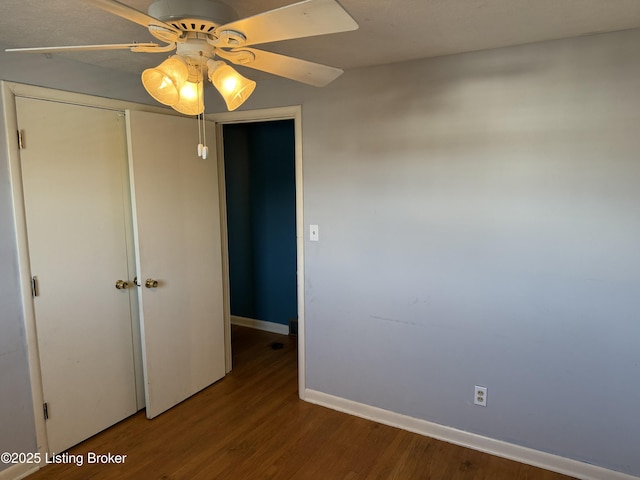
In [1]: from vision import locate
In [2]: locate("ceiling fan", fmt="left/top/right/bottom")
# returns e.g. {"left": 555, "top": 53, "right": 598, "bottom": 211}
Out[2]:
{"left": 7, "top": 0, "right": 359, "bottom": 113}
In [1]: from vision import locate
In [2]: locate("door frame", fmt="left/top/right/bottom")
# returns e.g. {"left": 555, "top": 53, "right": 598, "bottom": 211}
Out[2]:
{"left": 1, "top": 81, "right": 180, "bottom": 474}
{"left": 209, "top": 106, "right": 306, "bottom": 397}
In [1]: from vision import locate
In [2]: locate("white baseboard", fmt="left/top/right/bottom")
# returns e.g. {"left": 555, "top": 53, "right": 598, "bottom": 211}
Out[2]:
{"left": 0, "top": 462, "right": 40, "bottom": 480}
{"left": 304, "top": 389, "right": 639, "bottom": 480}
{"left": 231, "top": 316, "right": 289, "bottom": 335}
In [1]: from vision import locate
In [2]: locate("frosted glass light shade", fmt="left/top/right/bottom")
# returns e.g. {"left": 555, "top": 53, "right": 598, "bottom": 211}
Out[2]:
{"left": 209, "top": 62, "right": 256, "bottom": 111}
{"left": 141, "top": 56, "right": 189, "bottom": 106}
{"left": 171, "top": 80, "right": 205, "bottom": 115}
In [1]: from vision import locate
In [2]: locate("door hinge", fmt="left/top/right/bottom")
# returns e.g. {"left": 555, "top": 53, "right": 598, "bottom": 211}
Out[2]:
{"left": 18, "top": 129, "right": 25, "bottom": 150}
{"left": 31, "top": 276, "right": 39, "bottom": 297}
{"left": 43, "top": 402, "right": 49, "bottom": 421}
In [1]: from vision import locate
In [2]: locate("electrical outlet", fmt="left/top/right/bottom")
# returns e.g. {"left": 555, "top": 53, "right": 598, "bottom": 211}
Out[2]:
{"left": 474, "top": 385, "right": 487, "bottom": 407}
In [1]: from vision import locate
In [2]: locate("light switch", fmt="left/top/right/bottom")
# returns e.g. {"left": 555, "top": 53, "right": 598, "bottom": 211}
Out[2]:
{"left": 310, "top": 224, "right": 319, "bottom": 241}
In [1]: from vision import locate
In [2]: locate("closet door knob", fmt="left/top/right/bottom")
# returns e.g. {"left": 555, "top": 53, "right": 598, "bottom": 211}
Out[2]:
{"left": 145, "top": 278, "right": 159, "bottom": 288}
{"left": 115, "top": 280, "right": 129, "bottom": 290}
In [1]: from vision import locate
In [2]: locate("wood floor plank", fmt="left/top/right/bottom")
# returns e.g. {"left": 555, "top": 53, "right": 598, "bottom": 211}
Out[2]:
{"left": 26, "top": 325, "right": 577, "bottom": 480}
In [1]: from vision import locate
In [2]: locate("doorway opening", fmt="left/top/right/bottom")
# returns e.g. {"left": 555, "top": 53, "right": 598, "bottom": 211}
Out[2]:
{"left": 223, "top": 120, "right": 297, "bottom": 337}
{"left": 222, "top": 119, "right": 297, "bottom": 357}
{"left": 212, "top": 106, "right": 305, "bottom": 395}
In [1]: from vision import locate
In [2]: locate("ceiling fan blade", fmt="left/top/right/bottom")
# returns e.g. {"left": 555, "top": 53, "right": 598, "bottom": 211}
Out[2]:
{"left": 82, "top": 0, "right": 182, "bottom": 36}
{"left": 5, "top": 43, "right": 162, "bottom": 54}
{"left": 215, "top": 0, "right": 358, "bottom": 47}
{"left": 225, "top": 48, "right": 344, "bottom": 87}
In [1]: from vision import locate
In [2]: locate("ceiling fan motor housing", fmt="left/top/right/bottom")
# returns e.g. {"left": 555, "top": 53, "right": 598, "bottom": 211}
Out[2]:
{"left": 148, "top": 0, "right": 238, "bottom": 27}
{"left": 176, "top": 34, "right": 216, "bottom": 64}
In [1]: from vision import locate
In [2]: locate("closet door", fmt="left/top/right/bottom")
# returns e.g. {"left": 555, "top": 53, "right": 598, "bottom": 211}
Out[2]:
{"left": 16, "top": 97, "right": 139, "bottom": 453}
{"left": 127, "top": 110, "right": 226, "bottom": 419}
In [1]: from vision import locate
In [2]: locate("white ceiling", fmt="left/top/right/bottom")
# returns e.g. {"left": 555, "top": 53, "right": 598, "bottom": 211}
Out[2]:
{"left": 2, "top": 0, "right": 640, "bottom": 80}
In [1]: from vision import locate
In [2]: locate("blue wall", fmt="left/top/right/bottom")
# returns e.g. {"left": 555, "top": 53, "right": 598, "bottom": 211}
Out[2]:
{"left": 223, "top": 120, "right": 297, "bottom": 326}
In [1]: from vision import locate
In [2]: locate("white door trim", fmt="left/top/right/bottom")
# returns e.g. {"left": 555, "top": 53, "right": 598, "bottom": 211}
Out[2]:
{"left": 1, "top": 81, "right": 49, "bottom": 469}
{"left": 208, "top": 106, "right": 306, "bottom": 397}
{"left": 1, "top": 81, "right": 179, "bottom": 468}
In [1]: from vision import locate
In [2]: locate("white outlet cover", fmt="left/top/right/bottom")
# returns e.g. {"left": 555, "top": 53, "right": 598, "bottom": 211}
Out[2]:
{"left": 474, "top": 385, "right": 487, "bottom": 407}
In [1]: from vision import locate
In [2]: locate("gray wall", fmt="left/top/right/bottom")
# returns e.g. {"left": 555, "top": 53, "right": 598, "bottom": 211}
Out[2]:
{"left": 0, "top": 47, "right": 150, "bottom": 104}
{"left": 2, "top": 29, "right": 640, "bottom": 477}
{"left": 299, "top": 30, "right": 640, "bottom": 476}
{"left": 0, "top": 95, "right": 37, "bottom": 469}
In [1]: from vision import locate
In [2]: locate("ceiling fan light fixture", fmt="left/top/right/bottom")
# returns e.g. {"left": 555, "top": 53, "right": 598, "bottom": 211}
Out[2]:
{"left": 141, "top": 55, "right": 189, "bottom": 106}
{"left": 171, "top": 78, "right": 205, "bottom": 115}
{"left": 207, "top": 60, "right": 256, "bottom": 111}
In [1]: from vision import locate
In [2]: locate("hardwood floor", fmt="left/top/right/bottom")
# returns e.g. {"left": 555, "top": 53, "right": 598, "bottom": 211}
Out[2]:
{"left": 27, "top": 325, "right": 576, "bottom": 480}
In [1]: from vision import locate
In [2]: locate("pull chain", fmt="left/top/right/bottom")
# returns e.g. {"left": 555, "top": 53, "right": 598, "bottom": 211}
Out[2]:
{"left": 197, "top": 97, "right": 203, "bottom": 157}
{"left": 197, "top": 54, "right": 208, "bottom": 159}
